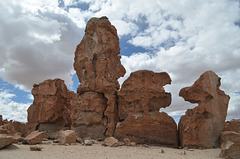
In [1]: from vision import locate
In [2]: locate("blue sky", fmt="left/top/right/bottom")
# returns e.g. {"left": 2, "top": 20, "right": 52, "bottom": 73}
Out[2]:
{"left": 0, "top": 0, "right": 240, "bottom": 122}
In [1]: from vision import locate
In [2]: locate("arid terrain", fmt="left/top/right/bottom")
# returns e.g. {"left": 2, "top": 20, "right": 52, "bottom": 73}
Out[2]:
{"left": 0, "top": 141, "right": 221, "bottom": 159}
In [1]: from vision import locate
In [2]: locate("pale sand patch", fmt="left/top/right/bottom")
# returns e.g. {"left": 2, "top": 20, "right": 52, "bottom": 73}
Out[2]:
{"left": 0, "top": 142, "right": 221, "bottom": 159}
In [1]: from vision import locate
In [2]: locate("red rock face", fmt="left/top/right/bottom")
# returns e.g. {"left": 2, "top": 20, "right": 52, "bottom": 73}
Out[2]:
{"left": 115, "top": 70, "right": 177, "bottom": 146}
{"left": 27, "top": 79, "right": 75, "bottom": 137}
{"left": 115, "top": 112, "right": 178, "bottom": 146}
{"left": 220, "top": 119, "right": 240, "bottom": 159}
{"left": 73, "top": 17, "right": 126, "bottom": 137}
{"left": 223, "top": 119, "right": 240, "bottom": 133}
{"left": 0, "top": 115, "right": 2, "bottom": 126}
{"left": 178, "top": 71, "right": 230, "bottom": 148}
{"left": 118, "top": 70, "right": 171, "bottom": 120}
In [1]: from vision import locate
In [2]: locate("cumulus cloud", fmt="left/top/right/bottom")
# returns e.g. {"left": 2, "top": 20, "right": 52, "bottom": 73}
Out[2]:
{"left": 0, "top": 0, "right": 83, "bottom": 91}
{"left": 0, "top": 90, "right": 30, "bottom": 122}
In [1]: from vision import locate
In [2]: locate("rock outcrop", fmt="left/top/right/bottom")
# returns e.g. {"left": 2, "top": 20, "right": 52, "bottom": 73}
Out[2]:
{"left": 72, "top": 16, "right": 126, "bottom": 137}
{"left": 178, "top": 71, "right": 230, "bottom": 148}
{"left": 115, "top": 70, "right": 178, "bottom": 146}
{"left": 27, "top": 79, "right": 75, "bottom": 138}
{"left": 220, "top": 119, "right": 240, "bottom": 159}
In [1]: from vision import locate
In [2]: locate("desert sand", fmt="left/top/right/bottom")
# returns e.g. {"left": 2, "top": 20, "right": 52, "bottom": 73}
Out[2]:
{"left": 0, "top": 141, "right": 221, "bottom": 159}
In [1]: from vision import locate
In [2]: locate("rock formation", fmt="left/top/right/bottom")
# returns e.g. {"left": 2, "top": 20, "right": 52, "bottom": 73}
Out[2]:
{"left": 178, "top": 71, "right": 230, "bottom": 148}
{"left": 27, "top": 79, "right": 75, "bottom": 138}
{"left": 0, "top": 115, "right": 2, "bottom": 126}
{"left": 72, "top": 16, "right": 126, "bottom": 137}
{"left": 220, "top": 119, "right": 240, "bottom": 159}
{"left": 115, "top": 70, "right": 178, "bottom": 146}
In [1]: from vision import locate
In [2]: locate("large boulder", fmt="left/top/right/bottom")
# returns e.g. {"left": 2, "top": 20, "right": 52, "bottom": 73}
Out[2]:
{"left": 115, "top": 112, "right": 178, "bottom": 146}
{"left": 73, "top": 16, "right": 126, "bottom": 137}
{"left": 24, "top": 131, "right": 45, "bottom": 145}
{"left": 220, "top": 131, "right": 240, "bottom": 159}
{"left": 220, "top": 119, "right": 240, "bottom": 159}
{"left": 0, "top": 134, "right": 14, "bottom": 150}
{"left": 27, "top": 79, "right": 75, "bottom": 137}
{"left": 115, "top": 70, "right": 177, "bottom": 146}
{"left": 178, "top": 71, "right": 230, "bottom": 148}
{"left": 58, "top": 130, "right": 76, "bottom": 145}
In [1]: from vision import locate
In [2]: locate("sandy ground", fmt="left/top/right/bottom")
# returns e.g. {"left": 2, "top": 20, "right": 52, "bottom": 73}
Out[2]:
{"left": 0, "top": 141, "right": 222, "bottom": 159}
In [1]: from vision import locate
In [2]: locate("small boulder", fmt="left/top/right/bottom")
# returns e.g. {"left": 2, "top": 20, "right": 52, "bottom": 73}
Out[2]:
{"left": 0, "top": 134, "right": 14, "bottom": 149}
{"left": 76, "top": 137, "right": 84, "bottom": 144}
{"left": 104, "top": 137, "right": 118, "bottom": 147}
{"left": 84, "top": 139, "right": 93, "bottom": 146}
{"left": 123, "top": 138, "right": 131, "bottom": 146}
{"left": 24, "top": 131, "right": 45, "bottom": 145}
{"left": 58, "top": 130, "right": 76, "bottom": 145}
{"left": 30, "top": 145, "right": 43, "bottom": 151}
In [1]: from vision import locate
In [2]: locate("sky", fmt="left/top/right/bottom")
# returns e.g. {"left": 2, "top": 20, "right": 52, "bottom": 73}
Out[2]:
{"left": 0, "top": 0, "right": 239, "bottom": 123}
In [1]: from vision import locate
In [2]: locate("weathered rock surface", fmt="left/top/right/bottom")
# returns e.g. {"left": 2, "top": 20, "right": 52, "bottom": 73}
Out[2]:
{"left": 220, "top": 119, "right": 240, "bottom": 159}
{"left": 104, "top": 137, "right": 118, "bottom": 147}
{"left": 178, "top": 71, "right": 230, "bottom": 148}
{"left": 220, "top": 131, "right": 240, "bottom": 159}
{"left": 70, "top": 92, "right": 107, "bottom": 139}
{"left": 30, "top": 145, "right": 43, "bottom": 151}
{"left": 73, "top": 16, "right": 126, "bottom": 137}
{"left": 118, "top": 70, "right": 171, "bottom": 120}
{"left": 58, "top": 130, "right": 76, "bottom": 145}
{"left": 115, "top": 112, "right": 178, "bottom": 146}
{"left": 27, "top": 79, "right": 75, "bottom": 137}
{"left": 115, "top": 70, "right": 177, "bottom": 146}
{"left": 24, "top": 131, "right": 45, "bottom": 145}
{"left": 0, "top": 134, "right": 14, "bottom": 150}
{"left": 0, "top": 115, "right": 3, "bottom": 126}
{"left": 223, "top": 119, "right": 240, "bottom": 133}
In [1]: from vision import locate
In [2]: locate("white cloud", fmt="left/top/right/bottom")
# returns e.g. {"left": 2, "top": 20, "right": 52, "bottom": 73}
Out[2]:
{"left": 0, "top": 90, "right": 30, "bottom": 122}
{"left": 0, "top": 0, "right": 83, "bottom": 91}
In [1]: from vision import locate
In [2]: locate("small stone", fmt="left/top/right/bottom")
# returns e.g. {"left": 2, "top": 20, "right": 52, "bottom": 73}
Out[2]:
{"left": 30, "top": 145, "right": 43, "bottom": 151}
{"left": 123, "top": 138, "right": 131, "bottom": 146}
{"left": 76, "top": 137, "right": 84, "bottom": 144}
{"left": 188, "top": 149, "right": 194, "bottom": 151}
{"left": 130, "top": 142, "right": 136, "bottom": 146}
{"left": 143, "top": 144, "right": 150, "bottom": 148}
{"left": 53, "top": 139, "right": 58, "bottom": 143}
{"left": 161, "top": 149, "right": 165, "bottom": 153}
{"left": 184, "top": 151, "right": 186, "bottom": 155}
{"left": 104, "top": 137, "right": 118, "bottom": 147}
{"left": 84, "top": 140, "right": 93, "bottom": 146}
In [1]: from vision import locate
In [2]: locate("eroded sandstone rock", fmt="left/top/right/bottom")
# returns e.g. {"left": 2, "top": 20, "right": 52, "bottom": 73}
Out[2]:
{"left": 104, "top": 137, "right": 118, "bottom": 147}
{"left": 178, "top": 71, "right": 230, "bottom": 148}
{"left": 27, "top": 79, "right": 75, "bottom": 137}
{"left": 115, "top": 70, "right": 177, "bottom": 146}
{"left": 24, "top": 131, "right": 45, "bottom": 145}
{"left": 73, "top": 17, "right": 126, "bottom": 137}
{"left": 223, "top": 119, "right": 240, "bottom": 133}
{"left": 115, "top": 112, "right": 178, "bottom": 146}
{"left": 220, "top": 131, "right": 240, "bottom": 159}
{"left": 118, "top": 70, "right": 171, "bottom": 120}
{"left": 0, "top": 134, "right": 14, "bottom": 150}
{"left": 58, "top": 130, "right": 76, "bottom": 145}
{"left": 220, "top": 119, "right": 240, "bottom": 159}
{"left": 0, "top": 115, "right": 3, "bottom": 126}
